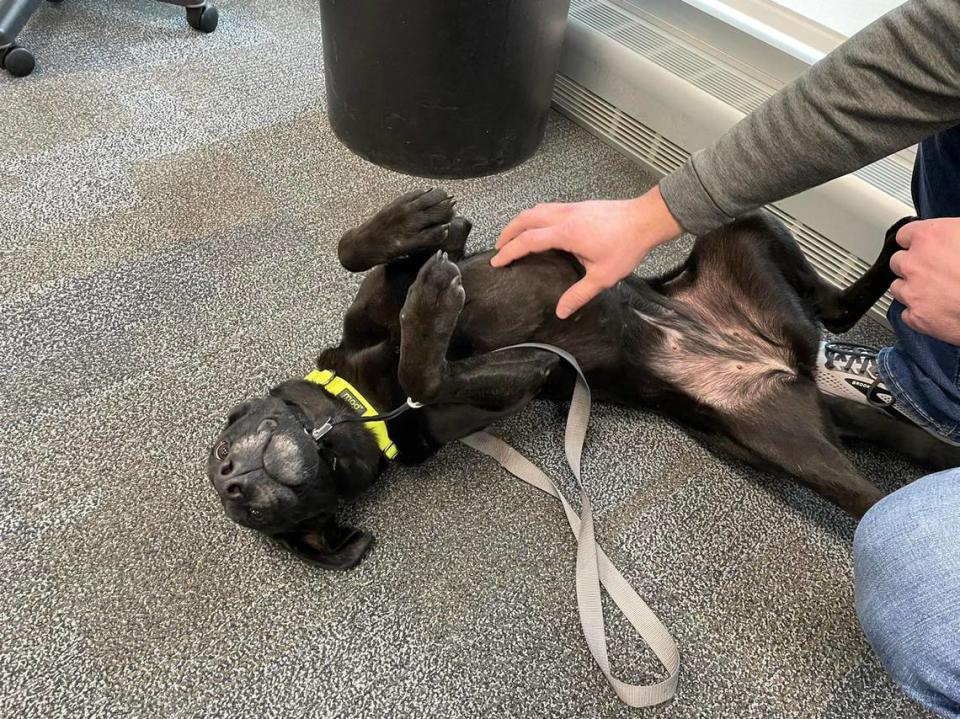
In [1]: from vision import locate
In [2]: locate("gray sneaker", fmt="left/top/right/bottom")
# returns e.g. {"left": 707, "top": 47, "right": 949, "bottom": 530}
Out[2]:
{"left": 815, "top": 341, "right": 897, "bottom": 408}
{"left": 816, "top": 340, "right": 960, "bottom": 446}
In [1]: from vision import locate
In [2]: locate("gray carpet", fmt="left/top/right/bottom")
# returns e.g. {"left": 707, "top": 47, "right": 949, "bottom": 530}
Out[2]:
{"left": 0, "top": 2, "right": 933, "bottom": 717}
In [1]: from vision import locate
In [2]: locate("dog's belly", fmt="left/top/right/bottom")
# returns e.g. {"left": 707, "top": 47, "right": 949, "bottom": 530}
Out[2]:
{"left": 451, "top": 249, "right": 812, "bottom": 411}
{"left": 639, "top": 273, "right": 803, "bottom": 412}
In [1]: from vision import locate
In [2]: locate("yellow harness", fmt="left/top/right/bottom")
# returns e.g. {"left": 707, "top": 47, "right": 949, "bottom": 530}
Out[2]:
{"left": 304, "top": 369, "right": 399, "bottom": 460}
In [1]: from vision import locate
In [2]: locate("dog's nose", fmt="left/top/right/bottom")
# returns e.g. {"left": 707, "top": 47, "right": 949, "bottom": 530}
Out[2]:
{"left": 213, "top": 462, "right": 251, "bottom": 499}
{"left": 214, "top": 473, "right": 248, "bottom": 500}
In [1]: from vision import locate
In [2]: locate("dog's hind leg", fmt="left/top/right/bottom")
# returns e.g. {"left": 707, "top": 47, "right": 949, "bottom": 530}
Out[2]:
{"left": 718, "top": 213, "right": 912, "bottom": 333}
{"left": 758, "top": 214, "right": 914, "bottom": 333}
{"left": 337, "top": 188, "right": 471, "bottom": 272}
{"left": 824, "top": 395, "right": 960, "bottom": 471}
{"left": 718, "top": 377, "right": 885, "bottom": 516}
{"left": 810, "top": 217, "right": 915, "bottom": 333}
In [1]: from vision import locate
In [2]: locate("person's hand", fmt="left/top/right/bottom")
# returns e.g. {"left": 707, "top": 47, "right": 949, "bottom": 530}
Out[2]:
{"left": 491, "top": 186, "right": 683, "bottom": 318}
{"left": 890, "top": 218, "right": 960, "bottom": 345}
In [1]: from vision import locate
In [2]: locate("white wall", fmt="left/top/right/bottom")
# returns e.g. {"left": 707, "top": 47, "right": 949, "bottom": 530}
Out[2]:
{"left": 770, "top": 0, "right": 904, "bottom": 36}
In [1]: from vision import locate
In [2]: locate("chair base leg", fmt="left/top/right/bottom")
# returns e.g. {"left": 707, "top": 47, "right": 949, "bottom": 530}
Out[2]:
{"left": 0, "top": 0, "right": 219, "bottom": 79}
{"left": 0, "top": 0, "right": 42, "bottom": 76}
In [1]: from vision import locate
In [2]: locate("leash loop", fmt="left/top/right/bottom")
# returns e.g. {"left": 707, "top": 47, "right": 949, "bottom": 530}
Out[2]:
{"left": 460, "top": 342, "right": 681, "bottom": 707}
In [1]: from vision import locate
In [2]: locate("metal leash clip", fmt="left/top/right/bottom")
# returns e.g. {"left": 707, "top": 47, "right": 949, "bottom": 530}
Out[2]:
{"left": 310, "top": 420, "right": 334, "bottom": 441}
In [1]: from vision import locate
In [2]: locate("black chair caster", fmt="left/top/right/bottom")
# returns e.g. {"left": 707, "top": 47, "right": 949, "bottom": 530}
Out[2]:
{"left": 1, "top": 45, "right": 35, "bottom": 77}
{"left": 186, "top": 3, "right": 218, "bottom": 33}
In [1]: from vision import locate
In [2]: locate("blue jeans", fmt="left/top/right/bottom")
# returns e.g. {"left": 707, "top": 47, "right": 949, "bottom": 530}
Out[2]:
{"left": 875, "top": 124, "right": 960, "bottom": 443}
{"left": 854, "top": 469, "right": 960, "bottom": 719}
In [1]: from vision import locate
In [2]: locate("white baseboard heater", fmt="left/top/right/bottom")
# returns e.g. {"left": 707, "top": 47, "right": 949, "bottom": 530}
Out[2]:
{"left": 553, "top": 0, "right": 914, "bottom": 322}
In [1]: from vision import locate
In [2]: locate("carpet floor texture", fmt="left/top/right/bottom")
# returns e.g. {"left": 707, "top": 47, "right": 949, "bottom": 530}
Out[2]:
{"left": 1, "top": 1, "right": 934, "bottom": 717}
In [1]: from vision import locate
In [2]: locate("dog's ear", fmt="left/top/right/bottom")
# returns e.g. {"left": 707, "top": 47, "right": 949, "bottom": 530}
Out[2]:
{"left": 224, "top": 401, "right": 252, "bottom": 428}
{"left": 277, "top": 518, "right": 374, "bottom": 570}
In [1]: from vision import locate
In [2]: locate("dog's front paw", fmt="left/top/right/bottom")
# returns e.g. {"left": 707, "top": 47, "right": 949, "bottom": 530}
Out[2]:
{"left": 395, "top": 187, "right": 457, "bottom": 234}
{"left": 401, "top": 250, "right": 465, "bottom": 337}
{"left": 398, "top": 251, "right": 465, "bottom": 402}
{"left": 338, "top": 188, "right": 470, "bottom": 272}
{"left": 363, "top": 188, "right": 456, "bottom": 249}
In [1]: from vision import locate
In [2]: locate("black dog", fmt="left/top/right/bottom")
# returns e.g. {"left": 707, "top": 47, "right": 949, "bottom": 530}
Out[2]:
{"left": 208, "top": 189, "right": 960, "bottom": 568}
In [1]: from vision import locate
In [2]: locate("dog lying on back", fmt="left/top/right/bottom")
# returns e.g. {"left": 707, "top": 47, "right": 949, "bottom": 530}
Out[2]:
{"left": 207, "top": 189, "right": 959, "bottom": 568}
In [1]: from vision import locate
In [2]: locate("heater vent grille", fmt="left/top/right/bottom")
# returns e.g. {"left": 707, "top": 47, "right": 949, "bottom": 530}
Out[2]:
{"left": 567, "top": 0, "right": 913, "bottom": 206}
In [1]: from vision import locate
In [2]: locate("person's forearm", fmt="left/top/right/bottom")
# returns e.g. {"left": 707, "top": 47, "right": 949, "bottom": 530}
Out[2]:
{"left": 659, "top": 0, "right": 960, "bottom": 235}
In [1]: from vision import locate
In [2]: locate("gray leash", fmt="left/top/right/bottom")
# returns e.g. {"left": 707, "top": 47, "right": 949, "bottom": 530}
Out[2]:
{"left": 459, "top": 342, "right": 680, "bottom": 707}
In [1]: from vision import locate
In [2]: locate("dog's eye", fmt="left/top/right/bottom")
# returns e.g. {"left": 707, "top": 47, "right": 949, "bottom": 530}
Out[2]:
{"left": 248, "top": 507, "right": 261, "bottom": 521}
{"left": 214, "top": 441, "right": 230, "bottom": 461}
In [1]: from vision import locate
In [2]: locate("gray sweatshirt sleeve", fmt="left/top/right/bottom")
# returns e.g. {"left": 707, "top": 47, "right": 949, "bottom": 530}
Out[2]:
{"left": 658, "top": 0, "right": 960, "bottom": 235}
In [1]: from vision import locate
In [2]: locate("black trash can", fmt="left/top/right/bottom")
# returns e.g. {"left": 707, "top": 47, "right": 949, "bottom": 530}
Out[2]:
{"left": 319, "top": 0, "right": 571, "bottom": 178}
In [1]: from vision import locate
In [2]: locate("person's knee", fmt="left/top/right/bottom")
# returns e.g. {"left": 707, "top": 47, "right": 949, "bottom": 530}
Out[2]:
{"left": 853, "top": 497, "right": 917, "bottom": 671}
{"left": 854, "top": 494, "right": 906, "bottom": 658}
{"left": 854, "top": 470, "right": 960, "bottom": 715}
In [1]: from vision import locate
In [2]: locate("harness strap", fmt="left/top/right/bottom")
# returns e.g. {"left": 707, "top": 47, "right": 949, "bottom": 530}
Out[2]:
{"left": 460, "top": 342, "right": 680, "bottom": 707}
{"left": 305, "top": 369, "right": 400, "bottom": 459}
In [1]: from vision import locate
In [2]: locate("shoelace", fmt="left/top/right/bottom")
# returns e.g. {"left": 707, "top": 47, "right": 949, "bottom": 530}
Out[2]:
{"left": 823, "top": 341, "right": 894, "bottom": 408}
{"left": 823, "top": 341, "right": 879, "bottom": 377}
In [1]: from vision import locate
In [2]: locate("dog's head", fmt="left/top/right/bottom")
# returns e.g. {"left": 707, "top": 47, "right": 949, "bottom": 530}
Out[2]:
{"left": 207, "top": 390, "right": 377, "bottom": 569}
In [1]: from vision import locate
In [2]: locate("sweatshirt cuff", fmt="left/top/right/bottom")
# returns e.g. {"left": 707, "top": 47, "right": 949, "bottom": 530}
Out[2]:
{"left": 658, "top": 157, "right": 736, "bottom": 236}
